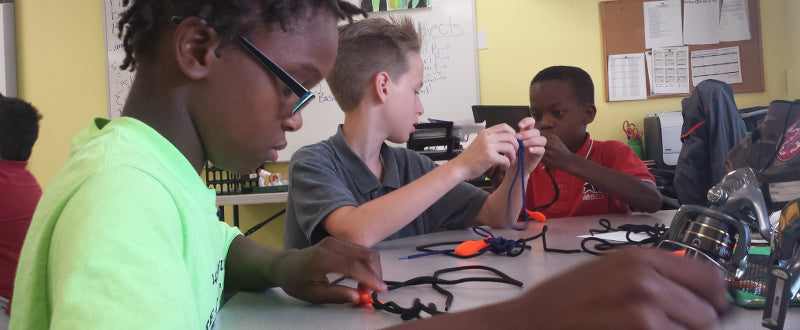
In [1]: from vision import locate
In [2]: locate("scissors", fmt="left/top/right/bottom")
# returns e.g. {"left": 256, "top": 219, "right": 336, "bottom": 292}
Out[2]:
{"left": 622, "top": 120, "right": 643, "bottom": 141}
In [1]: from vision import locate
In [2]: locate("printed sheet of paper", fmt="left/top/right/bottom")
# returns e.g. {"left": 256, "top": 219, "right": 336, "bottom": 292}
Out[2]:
{"left": 578, "top": 232, "right": 652, "bottom": 243}
{"left": 643, "top": 0, "right": 683, "bottom": 49}
{"left": 683, "top": 0, "right": 721, "bottom": 45}
{"left": 720, "top": 0, "right": 751, "bottom": 42}
{"left": 608, "top": 53, "right": 647, "bottom": 101}
{"left": 690, "top": 46, "right": 743, "bottom": 86}
{"left": 650, "top": 47, "right": 690, "bottom": 94}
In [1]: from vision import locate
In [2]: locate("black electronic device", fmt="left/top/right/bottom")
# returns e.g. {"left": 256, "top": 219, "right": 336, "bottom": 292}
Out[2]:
{"left": 407, "top": 121, "right": 461, "bottom": 161}
{"left": 471, "top": 105, "right": 531, "bottom": 132}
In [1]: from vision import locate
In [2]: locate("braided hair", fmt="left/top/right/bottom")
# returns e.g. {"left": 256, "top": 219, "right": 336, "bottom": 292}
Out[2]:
{"left": 117, "top": 0, "right": 365, "bottom": 71}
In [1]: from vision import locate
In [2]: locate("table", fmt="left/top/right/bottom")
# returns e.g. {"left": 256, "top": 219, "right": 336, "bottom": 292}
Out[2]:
{"left": 214, "top": 210, "right": 800, "bottom": 329}
{"left": 215, "top": 192, "right": 288, "bottom": 228}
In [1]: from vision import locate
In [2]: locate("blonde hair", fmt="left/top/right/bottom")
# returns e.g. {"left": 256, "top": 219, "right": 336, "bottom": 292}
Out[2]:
{"left": 326, "top": 16, "right": 421, "bottom": 112}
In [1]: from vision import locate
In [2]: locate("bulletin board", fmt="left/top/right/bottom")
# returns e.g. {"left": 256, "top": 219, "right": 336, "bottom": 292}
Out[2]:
{"left": 599, "top": 0, "right": 764, "bottom": 101}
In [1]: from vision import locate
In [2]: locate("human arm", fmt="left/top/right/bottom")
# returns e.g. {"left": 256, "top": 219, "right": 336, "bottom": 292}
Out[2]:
{"left": 541, "top": 133, "right": 662, "bottom": 213}
{"left": 223, "top": 235, "right": 386, "bottom": 304}
{"left": 388, "top": 248, "right": 730, "bottom": 329}
{"left": 322, "top": 124, "right": 522, "bottom": 247}
{"left": 475, "top": 117, "right": 546, "bottom": 227}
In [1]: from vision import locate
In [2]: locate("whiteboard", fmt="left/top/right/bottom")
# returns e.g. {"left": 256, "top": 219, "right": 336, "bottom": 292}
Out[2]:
{"left": 103, "top": 0, "right": 132, "bottom": 119}
{"left": 0, "top": 2, "right": 16, "bottom": 97}
{"left": 102, "top": 0, "right": 480, "bottom": 161}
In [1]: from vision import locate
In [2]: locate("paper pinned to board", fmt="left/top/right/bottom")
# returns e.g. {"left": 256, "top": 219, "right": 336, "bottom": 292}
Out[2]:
{"left": 719, "top": 0, "right": 751, "bottom": 42}
{"left": 643, "top": 0, "right": 683, "bottom": 49}
{"left": 690, "top": 46, "right": 743, "bottom": 86}
{"left": 608, "top": 53, "right": 647, "bottom": 101}
{"left": 683, "top": 0, "right": 722, "bottom": 45}
{"left": 649, "top": 47, "right": 690, "bottom": 94}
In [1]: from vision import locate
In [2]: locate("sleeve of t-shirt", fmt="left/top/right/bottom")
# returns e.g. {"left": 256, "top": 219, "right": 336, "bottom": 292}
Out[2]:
{"left": 288, "top": 147, "right": 360, "bottom": 246}
{"left": 602, "top": 140, "right": 656, "bottom": 183}
{"left": 431, "top": 181, "right": 490, "bottom": 230}
{"left": 403, "top": 151, "right": 489, "bottom": 231}
{"left": 48, "top": 168, "right": 199, "bottom": 329}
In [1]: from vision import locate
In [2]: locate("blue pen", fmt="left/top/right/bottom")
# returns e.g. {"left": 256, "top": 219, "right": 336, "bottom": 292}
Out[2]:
{"left": 399, "top": 249, "right": 454, "bottom": 260}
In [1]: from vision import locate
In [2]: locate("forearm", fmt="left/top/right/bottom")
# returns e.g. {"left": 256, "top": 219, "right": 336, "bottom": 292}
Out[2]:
{"left": 566, "top": 159, "right": 662, "bottom": 212}
{"left": 325, "top": 161, "right": 469, "bottom": 247}
{"left": 476, "top": 165, "right": 528, "bottom": 227}
{"left": 224, "top": 235, "right": 286, "bottom": 294}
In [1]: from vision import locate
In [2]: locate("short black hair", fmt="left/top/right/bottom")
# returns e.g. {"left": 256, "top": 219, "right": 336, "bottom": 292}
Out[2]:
{"left": 531, "top": 66, "right": 594, "bottom": 105}
{"left": 0, "top": 98, "right": 42, "bottom": 161}
{"left": 117, "top": 0, "right": 365, "bottom": 71}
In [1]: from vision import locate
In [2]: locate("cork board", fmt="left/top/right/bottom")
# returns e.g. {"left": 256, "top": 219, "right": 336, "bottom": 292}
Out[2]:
{"left": 599, "top": 0, "right": 763, "bottom": 101}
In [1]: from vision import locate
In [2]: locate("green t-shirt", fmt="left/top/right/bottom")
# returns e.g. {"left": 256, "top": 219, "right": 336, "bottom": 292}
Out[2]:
{"left": 12, "top": 117, "right": 241, "bottom": 329}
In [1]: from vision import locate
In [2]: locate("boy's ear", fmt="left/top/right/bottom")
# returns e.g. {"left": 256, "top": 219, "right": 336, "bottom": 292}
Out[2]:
{"left": 583, "top": 104, "right": 597, "bottom": 125}
{"left": 372, "top": 71, "right": 391, "bottom": 104}
{"left": 172, "top": 17, "right": 222, "bottom": 80}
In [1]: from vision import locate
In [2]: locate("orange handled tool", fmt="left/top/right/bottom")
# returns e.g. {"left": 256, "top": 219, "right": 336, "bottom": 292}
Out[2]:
{"left": 525, "top": 210, "right": 547, "bottom": 222}
{"left": 454, "top": 239, "right": 491, "bottom": 256}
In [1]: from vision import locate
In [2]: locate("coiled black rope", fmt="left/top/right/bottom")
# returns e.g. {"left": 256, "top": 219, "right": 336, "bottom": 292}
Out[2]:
{"left": 409, "top": 219, "right": 666, "bottom": 259}
{"left": 370, "top": 265, "right": 523, "bottom": 320}
{"left": 580, "top": 219, "right": 667, "bottom": 255}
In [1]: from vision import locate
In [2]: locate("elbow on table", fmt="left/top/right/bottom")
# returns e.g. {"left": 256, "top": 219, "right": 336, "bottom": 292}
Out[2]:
{"left": 635, "top": 191, "right": 663, "bottom": 213}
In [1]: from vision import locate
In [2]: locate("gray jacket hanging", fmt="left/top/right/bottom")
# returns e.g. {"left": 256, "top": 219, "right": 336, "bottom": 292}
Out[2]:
{"left": 674, "top": 79, "right": 747, "bottom": 205}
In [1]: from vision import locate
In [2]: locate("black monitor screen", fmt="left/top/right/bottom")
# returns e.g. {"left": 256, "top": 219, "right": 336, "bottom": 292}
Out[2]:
{"left": 471, "top": 105, "right": 532, "bottom": 132}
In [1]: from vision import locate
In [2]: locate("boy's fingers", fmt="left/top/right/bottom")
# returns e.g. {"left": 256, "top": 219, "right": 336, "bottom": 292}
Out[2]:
{"left": 304, "top": 284, "right": 361, "bottom": 305}
{"left": 316, "top": 237, "right": 386, "bottom": 292}
{"left": 647, "top": 251, "right": 730, "bottom": 314}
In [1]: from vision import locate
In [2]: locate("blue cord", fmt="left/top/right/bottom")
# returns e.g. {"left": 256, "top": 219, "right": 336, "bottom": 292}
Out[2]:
{"left": 473, "top": 226, "right": 518, "bottom": 254}
{"left": 399, "top": 249, "right": 454, "bottom": 260}
{"left": 507, "top": 139, "right": 529, "bottom": 230}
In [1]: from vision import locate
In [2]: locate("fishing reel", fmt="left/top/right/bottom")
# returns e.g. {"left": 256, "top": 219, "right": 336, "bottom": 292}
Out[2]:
{"left": 762, "top": 199, "right": 800, "bottom": 330}
{"left": 658, "top": 168, "right": 772, "bottom": 278}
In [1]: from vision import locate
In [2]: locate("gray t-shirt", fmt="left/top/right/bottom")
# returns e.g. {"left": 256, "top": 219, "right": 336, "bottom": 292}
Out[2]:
{"left": 283, "top": 126, "right": 489, "bottom": 249}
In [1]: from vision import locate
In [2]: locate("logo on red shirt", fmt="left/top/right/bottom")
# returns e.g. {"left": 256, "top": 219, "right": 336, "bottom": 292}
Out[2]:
{"left": 778, "top": 119, "right": 800, "bottom": 162}
{"left": 582, "top": 182, "right": 605, "bottom": 201}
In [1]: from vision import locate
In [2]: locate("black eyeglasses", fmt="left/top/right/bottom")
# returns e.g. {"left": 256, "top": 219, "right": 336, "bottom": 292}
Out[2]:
{"left": 171, "top": 16, "right": 314, "bottom": 114}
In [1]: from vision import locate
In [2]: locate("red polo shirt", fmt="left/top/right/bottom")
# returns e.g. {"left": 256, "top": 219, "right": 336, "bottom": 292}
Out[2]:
{"left": 0, "top": 159, "right": 42, "bottom": 313}
{"left": 525, "top": 134, "right": 654, "bottom": 219}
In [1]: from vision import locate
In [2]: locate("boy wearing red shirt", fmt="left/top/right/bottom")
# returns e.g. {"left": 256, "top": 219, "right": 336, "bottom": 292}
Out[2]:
{"left": 525, "top": 66, "right": 662, "bottom": 218}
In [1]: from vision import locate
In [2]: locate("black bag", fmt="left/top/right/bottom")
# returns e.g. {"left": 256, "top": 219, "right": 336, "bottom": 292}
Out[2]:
{"left": 725, "top": 100, "right": 800, "bottom": 212}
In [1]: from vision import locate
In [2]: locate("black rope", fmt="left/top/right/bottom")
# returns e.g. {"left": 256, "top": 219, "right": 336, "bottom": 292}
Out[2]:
{"left": 580, "top": 219, "right": 667, "bottom": 255}
{"left": 528, "top": 167, "right": 559, "bottom": 212}
{"left": 410, "top": 219, "right": 665, "bottom": 258}
{"left": 243, "top": 209, "right": 285, "bottom": 236}
{"left": 370, "top": 265, "right": 523, "bottom": 320}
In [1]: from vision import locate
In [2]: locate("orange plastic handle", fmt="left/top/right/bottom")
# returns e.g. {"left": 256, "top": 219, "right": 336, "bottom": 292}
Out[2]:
{"left": 526, "top": 210, "right": 547, "bottom": 222}
{"left": 454, "top": 239, "right": 491, "bottom": 256}
{"left": 357, "top": 289, "right": 374, "bottom": 304}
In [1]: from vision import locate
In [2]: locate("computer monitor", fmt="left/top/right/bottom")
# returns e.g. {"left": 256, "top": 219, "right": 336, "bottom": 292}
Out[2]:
{"left": 471, "top": 105, "right": 532, "bottom": 132}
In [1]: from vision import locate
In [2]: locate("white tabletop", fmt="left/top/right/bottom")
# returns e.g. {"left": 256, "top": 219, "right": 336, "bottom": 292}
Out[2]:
{"left": 214, "top": 210, "right": 799, "bottom": 329}
{"left": 215, "top": 192, "right": 288, "bottom": 206}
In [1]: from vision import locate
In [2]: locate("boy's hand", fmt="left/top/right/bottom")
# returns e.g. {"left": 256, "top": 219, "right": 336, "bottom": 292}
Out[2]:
{"left": 539, "top": 132, "right": 579, "bottom": 172}
{"left": 519, "top": 248, "right": 730, "bottom": 329}
{"left": 516, "top": 117, "right": 547, "bottom": 174}
{"left": 452, "top": 124, "right": 519, "bottom": 180}
{"left": 273, "top": 237, "right": 387, "bottom": 304}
